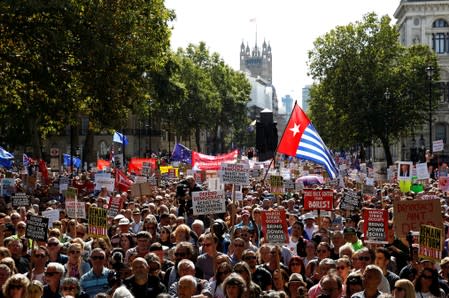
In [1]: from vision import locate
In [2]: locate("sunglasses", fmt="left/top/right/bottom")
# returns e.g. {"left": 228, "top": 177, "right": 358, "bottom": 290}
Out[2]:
{"left": 358, "top": 256, "right": 370, "bottom": 261}
{"left": 62, "top": 286, "right": 77, "bottom": 291}
{"left": 45, "top": 272, "right": 59, "bottom": 277}
{"left": 91, "top": 255, "right": 105, "bottom": 260}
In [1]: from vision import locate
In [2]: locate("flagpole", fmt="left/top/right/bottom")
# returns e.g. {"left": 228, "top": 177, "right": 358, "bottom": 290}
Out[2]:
{"left": 262, "top": 101, "right": 300, "bottom": 183}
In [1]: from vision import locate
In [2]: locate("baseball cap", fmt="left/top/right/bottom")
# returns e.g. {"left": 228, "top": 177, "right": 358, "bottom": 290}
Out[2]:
{"left": 118, "top": 218, "right": 130, "bottom": 226}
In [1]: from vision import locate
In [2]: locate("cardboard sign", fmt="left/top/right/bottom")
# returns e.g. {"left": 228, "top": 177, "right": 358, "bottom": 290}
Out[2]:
{"left": 130, "top": 182, "right": 152, "bottom": 198}
{"left": 191, "top": 190, "right": 226, "bottom": 215}
{"left": 433, "top": 140, "right": 444, "bottom": 153}
{"left": 339, "top": 190, "right": 361, "bottom": 211}
{"left": 393, "top": 199, "right": 443, "bottom": 239}
{"left": 363, "top": 209, "right": 388, "bottom": 244}
{"left": 261, "top": 210, "right": 289, "bottom": 244}
{"left": 11, "top": 193, "right": 30, "bottom": 207}
{"left": 270, "top": 175, "right": 284, "bottom": 195}
{"left": 94, "top": 177, "right": 115, "bottom": 192}
{"left": 25, "top": 215, "right": 49, "bottom": 241}
{"left": 42, "top": 209, "right": 60, "bottom": 228}
{"left": 65, "top": 199, "right": 86, "bottom": 219}
{"left": 107, "top": 195, "right": 124, "bottom": 218}
{"left": 419, "top": 224, "right": 443, "bottom": 261}
{"left": 303, "top": 189, "right": 334, "bottom": 211}
{"left": 88, "top": 207, "right": 108, "bottom": 238}
{"left": 439, "top": 176, "right": 449, "bottom": 192}
{"left": 220, "top": 163, "right": 249, "bottom": 185}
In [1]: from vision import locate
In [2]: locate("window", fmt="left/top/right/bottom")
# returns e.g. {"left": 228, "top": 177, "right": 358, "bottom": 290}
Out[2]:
{"left": 435, "top": 123, "right": 447, "bottom": 144}
{"left": 432, "top": 19, "right": 449, "bottom": 53}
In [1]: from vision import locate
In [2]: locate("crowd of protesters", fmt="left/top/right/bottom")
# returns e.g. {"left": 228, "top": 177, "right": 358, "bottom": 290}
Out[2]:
{"left": 0, "top": 153, "right": 448, "bottom": 298}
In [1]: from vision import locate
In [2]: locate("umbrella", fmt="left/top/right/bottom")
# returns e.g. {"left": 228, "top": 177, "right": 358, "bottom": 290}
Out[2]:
{"left": 295, "top": 175, "right": 324, "bottom": 186}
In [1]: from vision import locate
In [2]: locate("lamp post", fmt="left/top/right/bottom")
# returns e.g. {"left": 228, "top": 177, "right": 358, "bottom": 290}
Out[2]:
{"left": 148, "top": 99, "right": 153, "bottom": 156}
{"left": 426, "top": 66, "right": 434, "bottom": 152}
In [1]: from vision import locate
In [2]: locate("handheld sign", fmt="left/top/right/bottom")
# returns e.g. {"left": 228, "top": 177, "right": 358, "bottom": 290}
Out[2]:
{"left": 303, "top": 189, "right": 334, "bottom": 211}
{"left": 107, "top": 195, "right": 124, "bottom": 218}
{"left": 88, "top": 207, "right": 108, "bottom": 238}
{"left": 363, "top": 209, "right": 388, "bottom": 244}
{"left": 65, "top": 200, "right": 86, "bottom": 219}
{"left": 339, "top": 190, "right": 361, "bottom": 211}
{"left": 11, "top": 193, "right": 30, "bottom": 208}
{"left": 419, "top": 224, "right": 443, "bottom": 262}
{"left": 393, "top": 199, "right": 443, "bottom": 239}
{"left": 191, "top": 190, "right": 226, "bottom": 215}
{"left": 270, "top": 175, "right": 284, "bottom": 195}
{"left": 220, "top": 163, "right": 249, "bottom": 185}
{"left": 261, "top": 210, "right": 289, "bottom": 244}
{"left": 433, "top": 140, "right": 444, "bottom": 153}
{"left": 26, "top": 215, "right": 49, "bottom": 242}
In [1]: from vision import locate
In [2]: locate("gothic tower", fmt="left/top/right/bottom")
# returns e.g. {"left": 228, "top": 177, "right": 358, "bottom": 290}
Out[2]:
{"left": 240, "top": 39, "right": 272, "bottom": 83}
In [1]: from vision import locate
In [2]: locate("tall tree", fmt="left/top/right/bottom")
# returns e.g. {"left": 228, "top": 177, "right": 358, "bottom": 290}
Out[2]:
{"left": 307, "top": 13, "right": 438, "bottom": 165}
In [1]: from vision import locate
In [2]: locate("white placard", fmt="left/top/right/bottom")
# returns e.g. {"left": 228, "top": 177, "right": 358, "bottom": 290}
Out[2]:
{"left": 42, "top": 209, "right": 60, "bottom": 228}
{"left": 220, "top": 163, "right": 249, "bottom": 185}
{"left": 208, "top": 178, "right": 223, "bottom": 191}
{"left": 416, "top": 162, "right": 430, "bottom": 180}
{"left": 433, "top": 140, "right": 444, "bottom": 152}
{"left": 65, "top": 200, "right": 86, "bottom": 219}
{"left": 94, "top": 177, "right": 115, "bottom": 192}
{"left": 192, "top": 190, "right": 226, "bottom": 215}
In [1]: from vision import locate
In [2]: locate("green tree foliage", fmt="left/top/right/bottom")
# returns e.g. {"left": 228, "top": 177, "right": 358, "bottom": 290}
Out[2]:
{"left": 0, "top": 0, "right": 174, "bottom": 159}
{"left": 307, "top": 13, "right": 438, "bottom": 165}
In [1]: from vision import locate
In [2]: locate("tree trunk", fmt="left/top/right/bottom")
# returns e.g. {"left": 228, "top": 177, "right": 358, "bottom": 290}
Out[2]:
{"left": 380, "top": 136, "right": 393, "bottom": 166}
{"left": 83, "top": 126, "right": 95, "bottom": 167}
{"left": 29, "top": 119, "right": 42, "bottom": 160}
{"left": 195, "top": 128, "right": 201, "bottom": 153}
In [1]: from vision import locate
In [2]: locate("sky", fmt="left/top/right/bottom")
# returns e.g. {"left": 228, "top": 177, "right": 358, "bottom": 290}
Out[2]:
{"left": 165, "top": 0, "right": 401, "bottom": 102}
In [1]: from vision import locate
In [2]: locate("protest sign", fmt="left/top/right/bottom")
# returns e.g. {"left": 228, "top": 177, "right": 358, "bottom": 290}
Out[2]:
{"left": 11, "top": 193, "right": 30, "bottom": 207}
{"left": 439, "top": 176, "right": 449, "bottom": 192}
{"left": 134, "top": 176, "right": 147, "bottom": 184}
{"left": 303, "top": 189, "right": 334, "bottom": 211}
{"left": 339, "top": 190, "right": 361, "bottom": 211}
{"left": 220, "top": 163, "right": 249, "bottom": 185}
{"left": 261, "top": 210, "right": 288, "bottom": 244}
{"left": 208, "top": 178, "right": 224, "bottom": 191}
{"left": 433, "top": 140, "right": 444, "bottom": 153}
{"left": 363, "top": 209, "right": 388, "bottom": 244}
{"left": 419, "top": 224, "right": 443, "bottom": 261}
{"left": 1, "top": 178, "right": 15, "bottom": 196}
{"left": 94, "top": 177, "right": 115, "bottom": 192}
{"left": 130, "top": 183, "right": 152, "bottom": 198}
{"left": 192, "top": 191, "right": 226, "bottom": 215}
{"left": 42, "top": 209, "right": 60, "bottom": 228}
{"left": 107, "top": 195, "right": 124, "bottom": 218}
{"left": 393, "top": 199, "right": 443, "bottom": 239}
{"left": 25, "top": 215, "right": 49, "bottom": 241}
{"left": 59, "top": 176, "right": 69, "bottom": 192}
{"left": 147, "top": 176, "right": 158, "bottom": 186}
{"left": 88, "top": 207, "right": 108, "bottom": 238}
{"left": 270, "top": 175, "right": 284, "bottom": 195}
{"left": 65, "top": 200, "right": 86, "bottom": 219}
{"left": 416, "top": 163, "right": 430, "bottom": 180}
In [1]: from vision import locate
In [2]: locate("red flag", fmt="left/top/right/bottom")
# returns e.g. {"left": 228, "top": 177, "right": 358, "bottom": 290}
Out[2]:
{"left": 97, "top": 159, "right": 111, "bottom": 170}
{"left": 38, "top": 159, "right": 50, "bottom": 185}
{"left": 277, "top": 103, "right": 311, "bottom": 156}
{"left": 115, "top": 169, "right": 132, "bottom": 193}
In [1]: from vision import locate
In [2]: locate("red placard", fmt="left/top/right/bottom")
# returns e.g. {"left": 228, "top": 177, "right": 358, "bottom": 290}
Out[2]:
{"left": 303, "top": 189, "right": 334, "bottom": 211}
{"left": 261, "top": 210, "right": 289, "bottom": 244}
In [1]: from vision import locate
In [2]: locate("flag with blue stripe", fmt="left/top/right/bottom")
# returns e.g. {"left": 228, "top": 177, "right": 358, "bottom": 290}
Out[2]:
{"left": 113, "top": 131, "right": 129, "bottom": 145}
{"left": 63, "top": 154, "right": 82, "bottom": 168}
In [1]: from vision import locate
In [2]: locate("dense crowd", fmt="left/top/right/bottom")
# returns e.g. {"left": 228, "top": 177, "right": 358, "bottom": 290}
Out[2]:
{"left": 0, "top": 159, "right": 447, "bottom": 298}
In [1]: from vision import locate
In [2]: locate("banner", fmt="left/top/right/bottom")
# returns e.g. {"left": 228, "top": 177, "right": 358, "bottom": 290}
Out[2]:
{"left": 220, "top": 163, "right": 249, "bottom": 185}
{"left": 88, "top": 207, "right": 108, "bottom": 238}
{"left": 191, "top": 150, "right": 239, "bottom": 171}
{"left": 94, "top": 177, "right": 115, "bottom": 192}
{"left": 393, "top": 199, "right": 443, "bottom": 239}
{"left": 25, "top": 215, "right": 49, "bottom": 242}
{"left": 303, "top": 189, "right": 334, "bottom": 211}
{"left": 261, "top": 210, "right": 289, "bottom": 244}
{"left": 128, "top": 158, "right": 157, "bottom": 175}
{"left": 419, "top": 224, "right": 443, "bottom": 262}
{"left": 192, "top": 190, "right": 226, "bottom": 215}
{"left": 363, "top": 209, "right": 388, "bottom": 244}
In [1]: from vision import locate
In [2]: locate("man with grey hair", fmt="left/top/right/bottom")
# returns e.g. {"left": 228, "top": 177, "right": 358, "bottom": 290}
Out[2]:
{"left": 80, "top": 248, "right": 110, "bottom": 298}
{"left": 43, "top": 262, "right": 65, "bottom": 298}
{"left": 177, "top": 275, "right": 197, "bottom": 298}
{"left": 169, "top": 259, "right": 208, "bottom": 297}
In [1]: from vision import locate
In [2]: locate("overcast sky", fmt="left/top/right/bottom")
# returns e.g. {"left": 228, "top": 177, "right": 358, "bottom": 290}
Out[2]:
{"left": 165, "top": 0, "right": 401, "bottom": 102}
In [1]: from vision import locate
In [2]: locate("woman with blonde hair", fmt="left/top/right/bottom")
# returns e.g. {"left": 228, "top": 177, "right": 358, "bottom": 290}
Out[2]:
{"left": 174, "top": 224, "right": 191, "bottom": 243}
{"left": 27, "top": 280, "right": 43, "bottom": 298}
{"left": 2, "top": 274, "right": 29, "bottom": 298}
{"left": 393, "top": 279, "right": 416, "bottom": 298}
{"left": 64, "top": 242, "right": 90, "bottom": 279}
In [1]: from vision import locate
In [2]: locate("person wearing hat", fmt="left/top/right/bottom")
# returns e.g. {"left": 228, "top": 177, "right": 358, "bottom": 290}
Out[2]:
{"left": 303, "top": 213, "right": 318, "bottom": 240}
{"left": 130, "top": 208, "right": 143, "bottom": 234}
{"left": 343, "top": 227, "right": 363, "bottom": 252}
{"left": 439, "top": 257, "right": 449, "bottom": 283}
{"left": 287, "top": 273, "right": 307, "bottom": 298}
{"left": 235, "top": 209, "right": 254, "bottom": 232}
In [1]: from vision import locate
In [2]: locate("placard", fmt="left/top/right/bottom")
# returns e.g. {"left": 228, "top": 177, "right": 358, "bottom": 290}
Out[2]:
{"left": 94, "top": 177, "right": 115, "bottom": 192}
{"left": 363, "top": 209, "right": 388, "bottom": 244}
{"left": 303, "top": 189, "right": 333, "bottom": 211}
{"left": 65, "top": 200, "right": 86, "bottom": 219}
{"left": 59, "top": 176, "right": 69, "bottom": 192}
{"left": 88, "top": 207, "right": 108, "bottom": 238}
{"left": 11, "top": 193, "right": 30, "bottom": 207}
{"left": 1, "top": 178, "right": 15, "bottom": 196}
{"left": 270, "top": 175, "right": 284, "bottom": 195}
{"left": 419, "top": 224, "right": 443, "bottom": 261}
{"left": 393, "top": 199, "right": 443, "bottom": 239}
{"left": 42, "top": 209, "right": 60, "bottom": 228}
{"left": 416, "top": 163, "right": 430, "bottom": 180}
{"left": 107, "top": 195, "right": 124, "bottom": 218}
{"left": 220, "top": 163, "right": 249, "bottom": 185}
{"left": 438, "top": 176, "right": 449, "bottom": 192}
{"left": 261, "top": 210, "right": 288, "bottom": 244}
{"left": 191, "top": 190, "right": 226, "bottom": 215}
{"left": 339, "top": 190, "right": 361, "bottom": 211}
{"left": 130, "top": 183, "right": 152, "bottom": 198}
{"left": 25, "top": 215, "right": 49, "bottom": 241}
{"left": 433, "top": 140, "right": 444, "bottom": 153}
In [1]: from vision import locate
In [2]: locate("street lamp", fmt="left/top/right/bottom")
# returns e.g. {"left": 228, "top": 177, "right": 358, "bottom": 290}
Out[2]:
{"left": 147, "top": 99, "right": 153, "bottom": 156}
{"left": 426, "top": 66, "right": 434, "bottom": 152}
